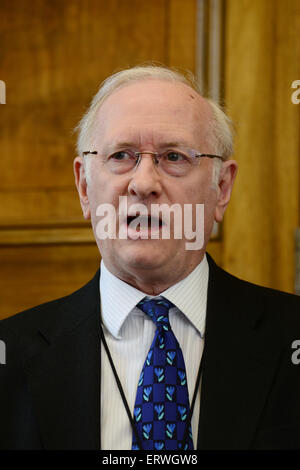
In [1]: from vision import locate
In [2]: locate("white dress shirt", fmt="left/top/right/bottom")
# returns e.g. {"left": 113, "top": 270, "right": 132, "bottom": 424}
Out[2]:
{"left": 100, "top": 255, "right": 209, "bottom": 450}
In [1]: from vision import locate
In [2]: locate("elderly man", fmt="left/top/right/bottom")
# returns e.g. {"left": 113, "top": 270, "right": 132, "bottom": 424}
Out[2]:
{"left": 1, "top": 65, "right": 300, "bottom": 450}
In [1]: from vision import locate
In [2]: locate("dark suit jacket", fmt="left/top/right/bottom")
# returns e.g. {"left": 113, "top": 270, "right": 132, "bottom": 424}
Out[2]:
{"left": 1, "top": 254, "right": 300, "bottom": 450}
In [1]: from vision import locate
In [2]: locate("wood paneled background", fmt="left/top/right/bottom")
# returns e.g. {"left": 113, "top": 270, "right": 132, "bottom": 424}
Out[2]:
{"left": 223, "top": 0, "right": 300, "bottom": 292}
{"left": 0, "top": 0, "right": 299, "bottom": 319}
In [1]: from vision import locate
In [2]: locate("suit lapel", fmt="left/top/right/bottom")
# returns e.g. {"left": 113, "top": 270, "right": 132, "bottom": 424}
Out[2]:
{"left": 24, "top": 271, "right": 101, "bottom": 450}
{"left": 198, "top": 255, "right": 283, "bottom": 449}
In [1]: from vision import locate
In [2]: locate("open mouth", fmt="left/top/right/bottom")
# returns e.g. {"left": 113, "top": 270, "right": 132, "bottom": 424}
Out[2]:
{"left": 126, "top": 215, "right": 163, "bottom": 229}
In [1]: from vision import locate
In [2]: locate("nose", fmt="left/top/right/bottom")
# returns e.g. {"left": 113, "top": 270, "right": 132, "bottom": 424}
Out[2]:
{"left": 128, "top": 153, "right": 163, "bottom": 200}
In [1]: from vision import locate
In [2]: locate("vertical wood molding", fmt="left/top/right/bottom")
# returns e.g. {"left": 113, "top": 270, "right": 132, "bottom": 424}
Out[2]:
{"left": 196, "top": 0, "right": 224, "bottom": 241}
{"left": 196, "top": 0, "right": 206, "bottom": 92}
{"left": 207, "top": 0, "right": 222, "bottom": 101}
{"left": 196, "top": 0, "right": 223, "bottom": 99}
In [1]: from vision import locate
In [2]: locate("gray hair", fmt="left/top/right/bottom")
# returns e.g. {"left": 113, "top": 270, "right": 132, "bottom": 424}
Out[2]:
{"left": 75, "top": 64, "right": 234, "bottom": 185}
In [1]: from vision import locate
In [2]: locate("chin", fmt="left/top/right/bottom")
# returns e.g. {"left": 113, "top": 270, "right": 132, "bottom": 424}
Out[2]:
{"left": 117, "top": 241, "right": 169, "bottom": 271}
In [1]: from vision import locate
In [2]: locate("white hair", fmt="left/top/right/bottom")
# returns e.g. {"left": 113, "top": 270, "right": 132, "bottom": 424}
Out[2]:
{"left": 74, "top": 64, "right": 234, "bottom": 186}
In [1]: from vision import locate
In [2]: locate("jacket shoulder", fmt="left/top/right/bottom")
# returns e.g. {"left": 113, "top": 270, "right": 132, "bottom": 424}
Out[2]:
{"left": 208, "top": 255, "right": 300, "bottom": 334}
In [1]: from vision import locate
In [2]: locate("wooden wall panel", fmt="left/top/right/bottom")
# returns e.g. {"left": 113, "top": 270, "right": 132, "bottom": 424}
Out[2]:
{"left": 272, "top": 0, "right": 300, "bottom": 291}
{"left": 0, "top": 0, "right": 168, "bottom": 219}
{"left": 0, "top": 0, "right": 199, "bottom": 319}
{"left": 0, "top": 243, "right": 100, "bottom": 320}
{"left": 168, "top": 0, "right": 196, "bottom": 70}
{"left": 223, "top": 0, "right": 300, "bottom": 292}
{"left": 223, "top": 0, "right": 276, "bottom": 286}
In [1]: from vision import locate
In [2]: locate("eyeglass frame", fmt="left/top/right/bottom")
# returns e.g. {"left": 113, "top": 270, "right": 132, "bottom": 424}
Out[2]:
{"left": 82, "top": 149, "right": 225, "bottom": 169}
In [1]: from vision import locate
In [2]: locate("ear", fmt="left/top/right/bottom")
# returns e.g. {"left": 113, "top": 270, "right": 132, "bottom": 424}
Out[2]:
{"left": 73, "top": 156, "right": 91, "bottom": 220}
{"left": 214, "top": 159, "right": 238, "bottom": 223}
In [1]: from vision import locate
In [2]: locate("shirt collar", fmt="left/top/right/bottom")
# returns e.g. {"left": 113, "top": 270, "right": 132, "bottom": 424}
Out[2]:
{"left": 100, "top": 254, "right": 209, "bottom": 339}
{"left": 161, "top": 256, "right": 208, "bottom": 338}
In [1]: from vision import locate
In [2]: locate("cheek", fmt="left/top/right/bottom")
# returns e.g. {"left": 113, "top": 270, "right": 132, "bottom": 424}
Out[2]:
{"left": 182, "top": 175, "right": 217, "bottom": 228}
{"left": 183, "top": 179, "right": 213, "bottom": 205}
{"left": 87, "top": 175, "right": 131, "bottom": 228}
{"left": 88, "top": 170, "right": 125, "bottom": 204}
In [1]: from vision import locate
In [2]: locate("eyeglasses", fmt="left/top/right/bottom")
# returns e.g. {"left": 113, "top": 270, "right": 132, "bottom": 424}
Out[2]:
{"left": 82, "top": 148, "right": 225, "bottom": 177}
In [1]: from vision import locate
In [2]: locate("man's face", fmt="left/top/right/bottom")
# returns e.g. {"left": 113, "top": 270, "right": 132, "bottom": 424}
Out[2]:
{"left": 74, "top": 79, "right": 237, "bottom": 291}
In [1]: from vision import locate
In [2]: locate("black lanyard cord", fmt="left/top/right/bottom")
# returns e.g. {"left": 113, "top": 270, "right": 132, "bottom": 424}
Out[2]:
{"left": 181, "top": 347, "right": 205, "bottom": 449}
{"left": 99, "top": 322, "right": 143, "bottom": 450}
{"left": 99, "top": 321, "right": 204, "bottom": 451}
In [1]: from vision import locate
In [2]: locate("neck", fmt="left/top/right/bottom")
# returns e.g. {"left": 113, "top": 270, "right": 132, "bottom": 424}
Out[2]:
{"left": 104, "top": 254, "right": 205, "bottom": 295}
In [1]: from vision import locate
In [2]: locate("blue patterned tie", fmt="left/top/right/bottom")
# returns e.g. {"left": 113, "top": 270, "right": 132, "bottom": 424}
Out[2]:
{"left": 132, "top": 297, "right": 194, "bottom": 450}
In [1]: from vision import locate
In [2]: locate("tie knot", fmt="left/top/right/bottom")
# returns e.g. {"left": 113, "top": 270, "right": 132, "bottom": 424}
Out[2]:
{"left": 137, "top": 297, "right": 174, "bottom": 329}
